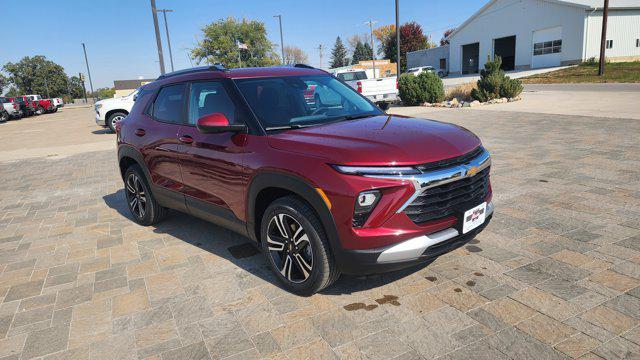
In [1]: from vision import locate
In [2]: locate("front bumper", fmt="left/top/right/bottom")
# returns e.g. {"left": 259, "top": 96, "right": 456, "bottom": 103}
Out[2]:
{"left": 95, "top": 111, "right": 106, "bottom": 126}
{"left": 338, "top": 202, "right": 493, "bottom": 275}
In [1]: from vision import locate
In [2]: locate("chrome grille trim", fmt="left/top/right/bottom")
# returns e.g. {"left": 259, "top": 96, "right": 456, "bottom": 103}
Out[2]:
{"left": 367, "top": 148, "right": 491, "bottom": 214}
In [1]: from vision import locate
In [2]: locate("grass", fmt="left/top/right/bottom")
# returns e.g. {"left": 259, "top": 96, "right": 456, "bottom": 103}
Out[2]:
{"left": 520, "top": 61, "right": 640, "bottom": 84}
{"left": 445, "top": 82, "right": 476, "bottom": 101}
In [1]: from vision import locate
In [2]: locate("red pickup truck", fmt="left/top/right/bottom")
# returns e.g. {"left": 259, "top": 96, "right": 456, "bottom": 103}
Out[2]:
{"left": 25, "top": 95, "right": 55, "bottom": 114}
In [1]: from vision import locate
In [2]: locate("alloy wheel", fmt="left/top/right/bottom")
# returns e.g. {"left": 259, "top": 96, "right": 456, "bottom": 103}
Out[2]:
{"left": 111, "top": 115, "right": 124, "bottom": 129}
{"left": 125, "top": 173, "right": 147, "bottom": 219}
{"left": 267, "top": 213, "right": 313, "bottom": 283}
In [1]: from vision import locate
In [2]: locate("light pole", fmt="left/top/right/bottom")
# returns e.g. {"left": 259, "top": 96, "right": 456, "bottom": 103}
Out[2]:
{"left": 395, "top": 0, "right": 401, "bottom": 77}
{"left": 81, "top": 43, "right": 95, "bottom": 102}
{"left": 150, "top": 0, "right": 166, "bottom": 75}
{"left": 317, "top": 44, "right": 324, "bottom": 69}
{"left": 156, "top": 9, "right": 175, "bottom": 72}
{"left": 274, "top": 15, "right": 285, "bottom": 64}
{"left": 598, "top": 0, "right": 609, "bottom": 76}
{"left": 364, "top": 19, "right": 378, "bottom": 78}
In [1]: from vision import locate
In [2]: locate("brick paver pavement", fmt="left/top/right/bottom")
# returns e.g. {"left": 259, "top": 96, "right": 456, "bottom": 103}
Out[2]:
{"left": 0, "top": 109, "right": 639, "bottom": 359}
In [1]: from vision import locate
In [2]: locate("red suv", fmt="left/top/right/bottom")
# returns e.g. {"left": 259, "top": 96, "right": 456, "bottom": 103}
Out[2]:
{"left": 117, "top": 64, "right": 493, "bottom": 295}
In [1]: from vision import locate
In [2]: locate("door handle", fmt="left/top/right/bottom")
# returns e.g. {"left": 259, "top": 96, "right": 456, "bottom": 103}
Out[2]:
{"left": 134, "top": 129, "right": 146, "bottom": 136}
{"left": 178, "top": 135, "right": 194, "bottom": 144}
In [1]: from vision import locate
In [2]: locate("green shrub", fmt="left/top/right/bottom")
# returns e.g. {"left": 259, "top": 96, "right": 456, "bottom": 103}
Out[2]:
{"left": 398, "top": 74, "right": 424, "bottom": 106}
{"left": 471, "top": 55, "right": 523, "bottom": 101}
{"left": 500, "top": 77, "right": 523, "bottom": 98}
{"left": 398, "top": 71, "right": 444, "bottom": 105}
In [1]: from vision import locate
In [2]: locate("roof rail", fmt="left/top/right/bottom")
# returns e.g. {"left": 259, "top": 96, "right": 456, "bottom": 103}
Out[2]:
{"left": 292, "top": 63, "right": 315, "bottom": 69}
{"left": 156, "top": 64, "right": 227, "bottom": 80}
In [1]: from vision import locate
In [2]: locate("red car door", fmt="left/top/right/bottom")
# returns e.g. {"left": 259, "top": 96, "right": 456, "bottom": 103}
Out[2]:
{"left": 177, "top": 80, "right": 249, "bottom": 223}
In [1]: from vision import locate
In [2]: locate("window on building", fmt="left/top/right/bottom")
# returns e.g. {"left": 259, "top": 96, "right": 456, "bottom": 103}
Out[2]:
{"left": 606, "top": 40, "right": 613, "bottom": 49}
{"left": 533, "top": 39, "right": 561, "bottom": 56}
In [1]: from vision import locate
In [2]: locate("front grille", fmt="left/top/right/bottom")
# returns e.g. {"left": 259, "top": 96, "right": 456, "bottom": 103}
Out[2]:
{"left": 416, "top": 146, "right": 484, "bottom": 173}
{"left": 404, "top": 166, "right": 490, "bottom": 224}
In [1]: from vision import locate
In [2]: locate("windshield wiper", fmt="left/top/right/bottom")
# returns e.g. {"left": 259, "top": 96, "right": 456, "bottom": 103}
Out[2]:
{"left": 341, "top": 113, "right": 377, "bottom": 121}
{"left": 265, "top": 124, "right": 315, "bottom": 131}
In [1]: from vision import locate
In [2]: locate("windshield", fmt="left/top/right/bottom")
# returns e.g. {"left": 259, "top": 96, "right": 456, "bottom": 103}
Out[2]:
{"left": 335, "top": 71, "right": 367, "bottom": 81}
{"left": 234, "top": 75, "right": 382, "bottom": 130}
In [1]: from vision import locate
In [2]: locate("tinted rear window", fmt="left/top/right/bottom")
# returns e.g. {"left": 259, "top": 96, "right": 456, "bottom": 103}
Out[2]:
{"left": 336, "top": 71, "right": 367, "bottom": 81}
{"left": 152, "top": 84, "right": 185, "bottom": 124}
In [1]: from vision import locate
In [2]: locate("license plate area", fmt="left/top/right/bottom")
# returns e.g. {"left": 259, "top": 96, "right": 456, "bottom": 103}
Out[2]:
{"left": 462, "top": 202, "right": 487, "bottom": 234}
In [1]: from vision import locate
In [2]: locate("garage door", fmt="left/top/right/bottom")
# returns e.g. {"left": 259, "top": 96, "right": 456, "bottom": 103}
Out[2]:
{"left": 532, "top": 26, "right": 562, "bottom": 68}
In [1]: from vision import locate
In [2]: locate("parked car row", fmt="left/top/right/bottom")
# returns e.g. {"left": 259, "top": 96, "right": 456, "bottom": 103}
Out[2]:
{"left": 0, "top": 95, "right": 64, "bottom": 121}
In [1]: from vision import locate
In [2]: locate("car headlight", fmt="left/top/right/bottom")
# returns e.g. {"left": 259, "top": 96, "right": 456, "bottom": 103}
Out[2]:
{"left": 95, "top": 104, "right": 102, "bottom": 110}
{"left": 332, "top": 165, "right": 420, "bottom": 176}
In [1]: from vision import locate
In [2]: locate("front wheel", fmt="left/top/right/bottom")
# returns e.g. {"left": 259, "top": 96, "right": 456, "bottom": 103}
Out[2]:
{"left": 107, "top": 112, "right": 127, "bottom": 132}
{"left": 261, "top": 196, "right": 340, "bottom": 296}
{"left": 35, "top": 106, "right": 44, "bottom": 115}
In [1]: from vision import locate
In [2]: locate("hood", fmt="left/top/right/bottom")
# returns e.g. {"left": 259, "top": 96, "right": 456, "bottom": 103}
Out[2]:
{"left": 268, "top": 115, "right": 481, "bottom": 166}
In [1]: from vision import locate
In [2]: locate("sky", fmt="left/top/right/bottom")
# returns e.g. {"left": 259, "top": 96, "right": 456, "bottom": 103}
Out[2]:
{"left": 1, "top": 0, "right": 486, "bottom": 89}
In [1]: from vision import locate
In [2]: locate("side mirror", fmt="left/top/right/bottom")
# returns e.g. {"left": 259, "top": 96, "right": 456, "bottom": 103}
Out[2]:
{"left": 196, "top": 113, "right": 246, "bottom": 134}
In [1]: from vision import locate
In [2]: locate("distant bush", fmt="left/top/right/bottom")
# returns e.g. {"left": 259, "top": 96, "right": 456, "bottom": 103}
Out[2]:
{"left": 398, "top": 71, "right": 444, "bottom": 105}
{"left": 471, "top": 55, "right": 523, "bottom": 101}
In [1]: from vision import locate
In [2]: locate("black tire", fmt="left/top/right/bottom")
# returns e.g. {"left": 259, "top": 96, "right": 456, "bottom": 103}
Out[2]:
{"left": 0, "top": 111, "right": 8, "bottom": 122}
{"left": 260, "top": 196, "right": 340, "bottom": 295}
{"left": 377, "top": 101, "right": 390, "bottom": 111}
{"left": 107, "top": 112, "right": 127, "bottom": 132}
{"left": 123, "top": 164, "right": 167, "bottom": 226}
{"left": 35, "top": 106, "right": 44, "bottom": 115}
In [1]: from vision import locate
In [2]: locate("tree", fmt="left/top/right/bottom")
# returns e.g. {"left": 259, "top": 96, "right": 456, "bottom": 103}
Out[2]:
{"left": 0, "top": 74, "right": 7, "bottom": 94}
{"left": 351, "top": 41, "right": 366, "bottom": 64}
{"left": 373, "top": 25, "right": 395, "bottom": 43}
{"left": 283, "top": 45, "right": 309, "bottom": 65}
{"left": 440, "top": 28, "right": 456, "bottom": 46}
{"left": 90, "top": 87, "right": 116, "bottom": 100}
{"left": 382, "top": 22, "right": 430, "bottom": 72}
{"left": 329, "top": 37, "right": 349, "bottom": 68}
{"left": 3, "top": 56, "right": 69, "bottom": 97}
{"left": 191, "top": 17, "right": 280, "bottom": 68}
{"left": 363, "top": 42, "right": 373, "bottom": 60}
{"left": 67, "top": 76, "right": 85, "bottom": 99}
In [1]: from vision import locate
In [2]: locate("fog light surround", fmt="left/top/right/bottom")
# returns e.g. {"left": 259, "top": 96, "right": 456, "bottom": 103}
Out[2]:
{"left": 353, "top": 190, "right": 381, "bottom": 228}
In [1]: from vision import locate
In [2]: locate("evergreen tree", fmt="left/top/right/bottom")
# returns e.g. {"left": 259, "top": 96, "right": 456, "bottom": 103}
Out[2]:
{"left": 363, "top": 42, "right": 373, "bottom": 60}
{"left": 329, "top": 37, "right": 349, "bottom": 68}
{"left": 351, "top": 41, "right": 366, "bottom": 64}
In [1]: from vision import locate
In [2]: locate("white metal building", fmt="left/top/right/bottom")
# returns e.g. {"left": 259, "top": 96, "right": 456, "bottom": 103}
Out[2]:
{"left": 446, "top": 0, "right": 640, "bottom": 74}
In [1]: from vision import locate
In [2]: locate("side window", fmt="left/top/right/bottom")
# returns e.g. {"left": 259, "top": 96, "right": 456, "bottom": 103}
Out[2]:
{"left": 152, "top": 84, "right": 185, "bottom": 124}
{"left": 188, "top": 81, "right": 236, "bottom": 125}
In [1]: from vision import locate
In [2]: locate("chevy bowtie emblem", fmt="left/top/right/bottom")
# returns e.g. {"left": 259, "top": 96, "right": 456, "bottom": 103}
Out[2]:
{"left": 467, "top": 166, "right": 479, "bottom": 176}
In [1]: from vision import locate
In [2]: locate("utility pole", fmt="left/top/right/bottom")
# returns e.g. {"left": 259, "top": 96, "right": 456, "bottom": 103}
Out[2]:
{"left": 598, "top": 0, "right": 609, "bottom": 76}
{"left": 150, "top": 0, "right": 166, "bottom": 75}
{"left": 274, "top": 15, "right": 285, "bottom": 64}
{"left": 43, "top": 76, "right": 50, "bottom": 99}
{"left": 317, "top": 44, "right": 324, "bottom": 69}
{"left": 81, "top": 43, "right": 95, "bottom": 102}
{"left": 156, "top": 9, "right": 174, "bottom": 72}
{"left": 395, "top": 0, "right": 401, "bottom": 77}
{"left": 79, "top": 72, "right": 87, "bottom": 103}
{"left": 364, "top": 19, "right": 378, "bottom": 78}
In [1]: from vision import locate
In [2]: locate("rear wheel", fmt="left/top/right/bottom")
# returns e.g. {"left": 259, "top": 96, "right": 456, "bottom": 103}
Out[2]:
{"left": 123, "top": 165, "right": 167, "bottom": 226}
{"left": 0, "top": 111, "right": 8, "bottom": 122}
{"left": 35, "top": 106, "right": 44, "bottom": 115}
{"left": 377, "top": 101, "right": 390, "bottom": 111}
{"left": 260, "top": 196, "right": 340, "bottom": 295}
{"left": 108, "top": 112, "right": 127, "bottom": 132}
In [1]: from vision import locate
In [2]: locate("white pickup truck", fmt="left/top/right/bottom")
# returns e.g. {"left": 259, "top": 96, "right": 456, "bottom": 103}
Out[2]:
{"left": 332, "top": 69, "right": 397, "bottom": 110}
{"left": 94, "top": 89, "right": 137, "bottom": 132}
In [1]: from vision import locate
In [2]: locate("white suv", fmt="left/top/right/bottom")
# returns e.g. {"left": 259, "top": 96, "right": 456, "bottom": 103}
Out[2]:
{"left": 94, "top": 90, "right": 137, "bottom": 132}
